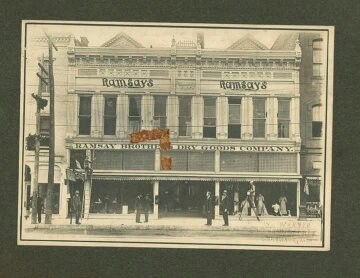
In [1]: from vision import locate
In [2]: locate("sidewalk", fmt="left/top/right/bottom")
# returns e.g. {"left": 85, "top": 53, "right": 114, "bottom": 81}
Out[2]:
{"left": 23, "top": 215, "right": 321, "bottom": 234}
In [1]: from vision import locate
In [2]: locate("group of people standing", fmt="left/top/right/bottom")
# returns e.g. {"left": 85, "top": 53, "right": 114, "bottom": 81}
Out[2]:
{"left": 205, "top": 181, "right": 290, "bottom": 227}
{"left": 134, "top": 193, "right": 152, "bottom": 223}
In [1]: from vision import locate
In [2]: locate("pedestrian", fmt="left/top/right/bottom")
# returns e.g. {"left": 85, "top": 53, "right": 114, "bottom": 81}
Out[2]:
{"left": 256, "top": 194, "right": 268, "bottom": 216}
{"left": 205, "top": 191, "right": 214, "bottom": 226}
{"left": 143, "top": 194, "right": 152, "bottom": 223}
{"left": 72, "top": 190, "right": 82, "bottom": 224}
{"left": 239, "top": 181, "right": 260, "bottom": 221}
{"left": 221, "top": 190, "right": 230, "bottom": 226}
{"left": 36, "top": 193, "right": 43, "bottom": 223}
{"left": 279, "top": 195, "right": 288, "bottom": 216}
{"left": 135, "top": 194, "right": 142, "bottom": 223}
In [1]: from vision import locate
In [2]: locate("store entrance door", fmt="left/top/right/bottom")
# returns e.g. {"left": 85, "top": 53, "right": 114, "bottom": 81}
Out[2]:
{"left": 159, "top": 181, "right": 214, "bottom": 217}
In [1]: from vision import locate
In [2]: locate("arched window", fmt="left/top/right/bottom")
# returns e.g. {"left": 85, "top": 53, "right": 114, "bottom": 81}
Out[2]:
{"left": 312, "top": 104, "right": 322, "bottom": 137}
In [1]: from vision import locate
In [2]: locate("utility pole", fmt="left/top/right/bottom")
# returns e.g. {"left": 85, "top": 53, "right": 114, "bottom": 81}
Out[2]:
{"left": 31, "top": 56, "right": 48, "bottom": 224}
{"left": 45, "top": 34, "right": 58, "bottom": 224}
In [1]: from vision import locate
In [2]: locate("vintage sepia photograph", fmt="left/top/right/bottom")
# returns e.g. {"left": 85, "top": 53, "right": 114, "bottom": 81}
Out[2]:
{"left": 18, "top": 20, "right": 334, "bottom": 250}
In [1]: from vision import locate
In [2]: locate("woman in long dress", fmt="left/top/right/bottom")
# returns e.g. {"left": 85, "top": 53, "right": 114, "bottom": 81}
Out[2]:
{"left": 279, "top": 196, "right": 288, "bottom": 216}
{"left": 256, "top": 194, "right": 268, "bottom": 216}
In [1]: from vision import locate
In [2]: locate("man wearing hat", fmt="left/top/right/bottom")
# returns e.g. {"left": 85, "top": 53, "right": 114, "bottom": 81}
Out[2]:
{"left": 205, "top": 191, "right": 214, "bottom": 226}
{"left": 221, "top": 190, "right": 230, "bottom": 226}
{"left": 72, "top": 190, "right": 82, "bottom": 224}
{"left": 143, "top": 193, "right": 152, "bottom": 223}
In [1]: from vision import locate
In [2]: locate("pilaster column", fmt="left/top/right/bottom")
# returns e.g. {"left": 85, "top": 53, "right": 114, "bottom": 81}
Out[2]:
{"left": 153, "top": 181, "right": 159, "bottom": 219}
{"left": 242, "top": 96, "right": 252, "bottom": 139}
{"left": 67, "top": 93, "right": 78, "bottom": 137}
{"left": 296, "top": 180, "right": 300, "bottom": 217}
{"left": 142, "top": 94, "right": 154, "bottom": 130}
{"left": 192, "top": 95, "right": 203, "bottom": 139}
{"left": 167, "top": 94, "right": 178, "bottom": 138}
{"left": 116, "top": 93, "right": 129, "bottom": 138}
{"left": 155, "top": 149, "right": 161, "bottom": 172}
{"left": 267, "top": 97, "right": 278, "bottom": 140}
{"left": 215, "top": 150, "right": 220, "bottom": 173}
{"left": 215, "top": 181, "right": 220, "bottom": 218}
{"left": 216, "top": 95, "right": 228, "bottom": 139}
{"left": 91, "top": 93, "right": 103, "bottom": 137}
{"left": 291, "top": 97, "right": 301, "bottom": 142}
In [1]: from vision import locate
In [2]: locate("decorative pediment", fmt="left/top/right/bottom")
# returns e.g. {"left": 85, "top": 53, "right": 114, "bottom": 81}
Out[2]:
{"left": 101, "top": 33, "right": 144, "bottom": 48}
{"left": 227, "top": 34, "right": 268, "bottom": 50}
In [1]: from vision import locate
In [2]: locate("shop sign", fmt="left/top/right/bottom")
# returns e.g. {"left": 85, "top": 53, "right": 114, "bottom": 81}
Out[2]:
{"left": 220, "top": 80, "right": 268, "bottom": 91}
{"left": 73, "top": 143, "right": 295, "bottom": 152}
{"left": 102, "top": 78, "right": 154, "bottom": 88}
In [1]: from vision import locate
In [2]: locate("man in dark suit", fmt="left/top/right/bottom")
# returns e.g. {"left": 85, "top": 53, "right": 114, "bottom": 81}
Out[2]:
{"left": 135, "top": 194, "right": 143, "bottom": 223}
{"left": 221, "top": 190, "right": 230, "bottom": 226}
{"left": 143, "top": 194, "right": 152, "bottom": 223}
{"left": 72, "top": 190, "right": 82, "bottom": 224}
{"left": 205, "top": 191, "right": 214, "bottom": 226}
{"left": 36, "top": 193, "right": 43, "bottom": 223}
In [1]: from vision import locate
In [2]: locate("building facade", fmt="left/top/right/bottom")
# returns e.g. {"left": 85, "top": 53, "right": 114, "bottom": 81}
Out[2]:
{"left": 24, "top": 31, "right": 323, "bottom": 220}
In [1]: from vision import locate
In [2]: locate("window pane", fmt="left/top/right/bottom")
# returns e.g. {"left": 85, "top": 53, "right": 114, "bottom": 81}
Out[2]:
{"left": 278, "top": 100, "right": 290, "bottom": 119}
{"left": 179, "top": 96, "right": 192, "bottom": 117}
{"left": 253, "top": 99, "right": 265, "bottom": 118}
{"left": 79, "top": 96, "right": 91, "bottom": 115}
{"left": 204, "top": 97, "right": 216, "bottom": 118}
{"left": 312, "top": 121, "right": 322, "bottom": 137}
{"left": 278, "top": 120, "right": 290, "bottom": 138}
{"left": 154, "top": 96, "right": 167, "bottom": 117}
{"left": 203, "top": 126, "right": 216, "bottom": 138}
{"left": 179, "top": 96, "right": 192, "bottom": 136}
{"left": 253, "top": 119, "right": 265, "bottom": 138}
{"left": 313, "top": 64, "right": 321, "bottom": 77}
{"left": 229, "top": 105, "right": 241, "bottom": 123}
{"left": 129, "top": 96, "right": 141, "bottom": 117}
{"left": 79, "top": 117, "right": 91, "bottom": 135}
{"left": 313, "top": 49, "right": 321, "bottom": 63}
{"left": 228, "top": 124, "right": 241, "bottom": 138}
{"left": 104, "top": 96, "right": 116, "bottom": 115}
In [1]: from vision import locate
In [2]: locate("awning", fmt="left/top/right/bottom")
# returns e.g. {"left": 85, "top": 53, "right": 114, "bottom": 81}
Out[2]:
{"left": 92, "top": 175, "right": 301, "bottom": 183}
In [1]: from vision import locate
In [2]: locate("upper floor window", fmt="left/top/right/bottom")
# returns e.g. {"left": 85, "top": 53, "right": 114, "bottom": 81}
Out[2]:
{"left": 312, "top": 104, "right": 323, "bottom": 137}
{"left": 128, "top": 95, "right": 142, "bottom": 134}
{"left": 278, "top": 99, "right": 290, "bottom": 138}
{"left": 228, "top": 97, "right": 242, "bottom": 139}
{"left": 253, "top": 98, "right": 266, "bottom": 138}
{"left": 104, "top": 96, "right": 117, "bottom": 135}
{"left": 40, "top": 115, "right": 50, "bottom": 146}
{"left": 312, "top": 39, "right": 323, "bottom": 77}
{"left": 178, "top": 96, "right": 192, "bottom": 136}
{"left": 153, "top": 96, "right": 167, "bottom": 129}
{"left": 78, "top": 96, "right": 92, "bottom": 135}
{"left": 203, "top": 97, "right": 216, "bottom": 138}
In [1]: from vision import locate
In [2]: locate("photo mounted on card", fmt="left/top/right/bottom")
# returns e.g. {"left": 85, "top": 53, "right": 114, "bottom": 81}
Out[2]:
{"left": 18, "top": 20, "right": 334, "bottom": 251}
